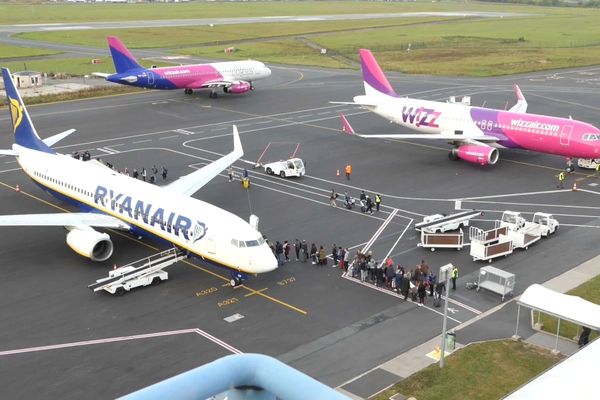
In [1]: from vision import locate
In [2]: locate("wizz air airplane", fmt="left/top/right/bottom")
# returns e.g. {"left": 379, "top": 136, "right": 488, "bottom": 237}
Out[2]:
{"left": 94, "top": 36, "right": 272, "bottom": 98}
{"left": 0, "top": 68, "right": 277, "bottom": 285}
{"left": 336, "top": 49, "right": 600, "bottom": 168}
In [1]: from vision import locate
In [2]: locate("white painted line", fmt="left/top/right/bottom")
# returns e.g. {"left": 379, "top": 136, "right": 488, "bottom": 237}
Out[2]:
{"left": 174, "top": 129, "right": 194, "bottom": 135}
{"left": 132, "top": 139, "right": 152, "bottom": 144}
{"left": 0, "top": 328, "right": 242, "bottom": 357}
{"left": 159, "top": 135, "right": 180, "bottom": 140}
{"left": 378, "top": 219, "right": 414, "bottom": 268}
{"left": 96, "top": 147, "right": 117, "bottom": 155}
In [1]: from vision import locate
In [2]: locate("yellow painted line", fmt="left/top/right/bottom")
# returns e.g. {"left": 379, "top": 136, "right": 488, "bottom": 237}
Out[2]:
{"left": 0, "top": 180, "right": 308, "bottom": 315}
{"left": 244, "top": 288, "right": 268, "bottom": 297}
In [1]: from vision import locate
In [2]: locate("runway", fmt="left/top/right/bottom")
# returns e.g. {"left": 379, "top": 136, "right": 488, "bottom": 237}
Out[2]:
{"left": 1, "top": 63, "right": 600, "bottom": 398}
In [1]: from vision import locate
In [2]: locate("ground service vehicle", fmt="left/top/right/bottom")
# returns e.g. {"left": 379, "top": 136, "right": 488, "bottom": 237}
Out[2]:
{"left": 264, "top": 158, "right": 305, "bottom": 178}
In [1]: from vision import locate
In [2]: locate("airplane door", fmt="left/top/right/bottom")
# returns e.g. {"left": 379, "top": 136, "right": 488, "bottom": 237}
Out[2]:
{"left": 206, "top": 235, "right": 216, "bottom": 254}
{"left": 560, "top": 125, "right": 572, "bottom": 146}
{"left": 148, "top": 71, "right": 155, "bottom": 86}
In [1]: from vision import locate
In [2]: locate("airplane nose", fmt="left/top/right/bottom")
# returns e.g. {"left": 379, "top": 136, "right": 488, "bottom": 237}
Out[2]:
{"left": 264, "top": 67, "right": 272, "bottom": 77}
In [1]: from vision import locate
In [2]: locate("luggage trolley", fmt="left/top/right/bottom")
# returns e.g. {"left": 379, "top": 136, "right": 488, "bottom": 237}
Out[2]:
{"left": 476, "top": 265, "right": 515, "bottom": 301}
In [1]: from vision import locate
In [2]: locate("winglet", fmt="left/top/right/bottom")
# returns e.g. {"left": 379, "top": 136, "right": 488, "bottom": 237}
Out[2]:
{"left": 509, "top": 84, "right": 528, "bottom": 113}
{"left": 340, "top": 113, "right": 355, "bottom": 135}
{"left": 359, "top": 49, "right": 398, "bottom": 98}
{"left": 107, "top": 36, "right": 143, "bottom": 73}
{"left": 232, "top": 125, "right": 244, "bottom": 158}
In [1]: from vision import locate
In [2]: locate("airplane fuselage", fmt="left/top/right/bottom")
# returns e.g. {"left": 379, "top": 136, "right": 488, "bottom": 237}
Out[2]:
{"left": 108, "top": 60, "right": 271, "bottom": 90}
{"left": 362, "top": 96, "right": 600, "bottom": 159}
{"left": 16, "top": 146, "right": 275, "bottom": 274}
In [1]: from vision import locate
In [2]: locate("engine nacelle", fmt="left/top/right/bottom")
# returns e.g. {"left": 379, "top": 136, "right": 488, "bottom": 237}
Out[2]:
{"left": 223, "top": 82, "right": 251, "bottom": 94}
{"left": 66, "top": 228, "right": 114, "bottom": 262}
{"left": 453, "top": 145, "right": 499, "bottom": 166}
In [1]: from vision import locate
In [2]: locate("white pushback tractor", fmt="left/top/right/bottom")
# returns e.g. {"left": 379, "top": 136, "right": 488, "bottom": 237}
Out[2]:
{"left": 89, "top": 248, "right": 187, "bottom": 296}
{"left": 263, "top": 157, "right": 305, "bottom": 178}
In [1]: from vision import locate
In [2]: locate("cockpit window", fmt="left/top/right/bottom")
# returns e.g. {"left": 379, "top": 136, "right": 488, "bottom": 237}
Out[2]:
{"left": 231, "top": 237, "right": 266, "bottom": 248}
{"left": 583, "top": 133, "right": 600, "bottom": 141}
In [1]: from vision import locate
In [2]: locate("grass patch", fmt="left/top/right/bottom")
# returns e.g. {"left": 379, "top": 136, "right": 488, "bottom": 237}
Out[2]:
{"left": 375, "top": 340, "right": 562, "bottom": 400}
{"left": 0, "top": 43, "right": 61, "bottom": 60}
{"left": 179, "top": 41, "right": 351, "bottom": 69}
{"left": 0, "top": 1, "right": 541, "bottom": 25}
{"left": 16, "top": 17, "right": 457, "bottom": 49}
{"left": 0, "top": 86, "right": 144, "bottom": 107}
{"left": 536, "top": 274, "right": 600, "bottom": 340}
{"left": 1, "top": 57, "right": 169, "bottom": 77}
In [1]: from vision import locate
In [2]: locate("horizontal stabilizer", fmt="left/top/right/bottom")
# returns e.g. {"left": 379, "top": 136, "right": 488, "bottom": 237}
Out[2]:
{"left": 43, "top": 129, "right": 76, "bottom": 148}
{"left": 165, "top": 125, "right": 243, "bottom": 197}
{"left": 0, "top": 212, "right": 129, "bottom": 229}
{"left": 92, "top": 72, "right": 111, "bottom": 79}
{"left": 0, "top": 149, "right": 17, "bottom": 156}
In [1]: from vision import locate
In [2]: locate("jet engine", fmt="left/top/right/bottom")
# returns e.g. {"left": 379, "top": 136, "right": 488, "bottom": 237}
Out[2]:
{"left": 66, "top": 228, "right": 114, "bottom": 262}
{"left": 451, "top": 145, "right": 499, "bottom": 166}
{"left": 223, "top": 82, "right": 251, "bottom": 94}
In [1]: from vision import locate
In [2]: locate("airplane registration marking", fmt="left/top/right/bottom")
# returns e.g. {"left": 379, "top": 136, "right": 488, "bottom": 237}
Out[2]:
{"left": 218, "top": 297, "right": 239, "bottom": 308}
{"left": 277, "top": 277, "right": 296, "bottom": 286}
{"left": 196, "top": 287, "right": 218, "bottom": 297}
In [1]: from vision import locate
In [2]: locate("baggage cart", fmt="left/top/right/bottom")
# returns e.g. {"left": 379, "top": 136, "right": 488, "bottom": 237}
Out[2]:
{"left": 476, "top": 265, "right": 515, "bottom": 301}
{"left": 418, "top": 229, "right": 464, "bottom": 251}
{"left": 469, "top": 226, "right": 513, "bottom": 262}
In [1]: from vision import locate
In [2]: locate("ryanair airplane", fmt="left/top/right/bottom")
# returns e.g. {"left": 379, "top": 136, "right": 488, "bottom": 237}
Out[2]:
{"left": 0, "top": 68, "right": 277, "bottom": 283}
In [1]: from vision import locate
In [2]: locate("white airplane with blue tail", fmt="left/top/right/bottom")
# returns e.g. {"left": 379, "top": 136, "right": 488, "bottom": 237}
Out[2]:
{"left": 0, "top": 68, "right": 277, "bottom": 286}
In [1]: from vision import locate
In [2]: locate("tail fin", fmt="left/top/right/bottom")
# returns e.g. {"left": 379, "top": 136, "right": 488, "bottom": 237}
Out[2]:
{"left": 339, "top": 113, "right": 355, "bottom": 135}
{"left": 509, "top": 84, "right": 528, "bottom": 113}
{"left": 1, "top": 68, "right": 54, "bottom": 154}
{"left": 107, "top": 36, "right": 142, "bottom": 73}
{"left": 359, "top": 49, "right": 398, "bottom": 98}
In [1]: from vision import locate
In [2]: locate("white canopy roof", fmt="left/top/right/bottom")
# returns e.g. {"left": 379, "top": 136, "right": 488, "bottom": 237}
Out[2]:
{"left": 518, "top": 284, "right": 600, "bottom": 329}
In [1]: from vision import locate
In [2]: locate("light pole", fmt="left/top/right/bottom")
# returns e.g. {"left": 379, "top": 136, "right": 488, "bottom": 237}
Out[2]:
{"left": 439, "top": 263, "right": 453, "bottom": 368}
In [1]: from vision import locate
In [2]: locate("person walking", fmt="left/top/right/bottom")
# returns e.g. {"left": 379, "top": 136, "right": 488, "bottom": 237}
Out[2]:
{"left": 557, "top": 170, "right": 566, "bottom": 189}
{"left": 318, "top": 245, "right": 326, "bottom": 266}
{"left": 294, "top": 238, "right": 301, "bottom": 261}
{"left": 228, "top": 166, "right": 235, "bottom": 182}
{"left": 161, "top": 165, "right": 168, "bottom": 180}
{"left": 310, "top": 243, "right": 318, "bottom": 264}
{"left": 331, "top": 244, "right": 338, "bottom": 267}
{"left": 275, "top": 241, "right": 284, "bottom": 266}
{"left": 283, "top": 240, "right": 291, "bottom": 262}
{"left": 428, "top": 271, "right": 436, "bottom": 296}
{"left": 345, "top": 163, "right": 352, "bottom": 180}
{"left": 365, "top": 195, "right": 373, "bottom": 214}
{"left": 132, "top": 169, "right": 139, "bottom": 179}
{"left": 142, "top": 168, "right": 147, "bottom": 182}
{"left": 329, "top": 189, "right": 337, "bottom": 207}
{"left": 595, "top": 162, "right": 600, "bottom": 178}
{"left": 451, "top": 265, "right": 459, "bottom": 290}
{"left": 375, "top": 193, "right": 382, "bottom": 212}
{"left": 418, "top": 281, "right": 427, "bottom": 306}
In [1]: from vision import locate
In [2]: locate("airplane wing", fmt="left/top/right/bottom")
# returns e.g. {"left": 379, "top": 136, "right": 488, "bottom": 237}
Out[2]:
{"left": 339, "top": 113, "right": 500, "bottom": 142}
{"left": 0, "top": 212, "right": 130, "bottom": 229}
{"left": 164, "top": 125, "right": 243, "bottom": 197}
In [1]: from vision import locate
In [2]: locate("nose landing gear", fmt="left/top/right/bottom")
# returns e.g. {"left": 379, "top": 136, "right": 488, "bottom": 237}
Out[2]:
{"left": 230, "top": 271, "right": 248, "bottom": 287}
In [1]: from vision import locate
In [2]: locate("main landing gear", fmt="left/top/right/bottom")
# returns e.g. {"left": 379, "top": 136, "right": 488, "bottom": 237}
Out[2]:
{"left": 230, "top": 271, "right": 248, "bottom": 287}
{"left": 565, "top": 158, "right": 575, "bottom": 173}
{"left": 448, "top": 148, "right": 459, "bottom": 161}
{"left": 209, "top": 90, "right": 218, "bottom": 99}
{"left": 184, "top": 88, "right": 193, "bottom": 95}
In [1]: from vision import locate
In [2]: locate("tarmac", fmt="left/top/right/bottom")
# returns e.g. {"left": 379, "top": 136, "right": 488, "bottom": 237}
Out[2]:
{"left": 1, "top": 62, "right": 600, "bottom": 399}
{"left": 345, "top": 254, "right": 600, "bottom": 400}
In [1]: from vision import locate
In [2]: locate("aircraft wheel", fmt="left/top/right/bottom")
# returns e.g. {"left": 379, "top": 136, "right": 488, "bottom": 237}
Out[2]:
{"left": 230, "top": 277, "right": 242, "bottom": 287}
{"left": 266, "top": 167, "right": 273, "bottom": 175}
{"left": 115, "top": 286, "right": 126, "bottom": 296}
{"left": 448, "top": 150, "right": 459, "bottom": 161}
{"left": 184, "top": 88, "right": 193, "bottom": 95}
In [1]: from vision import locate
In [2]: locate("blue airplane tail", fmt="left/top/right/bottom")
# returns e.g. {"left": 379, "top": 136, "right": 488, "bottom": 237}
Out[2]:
{"left": 108, "top": 36, "right": 143, "bottom": 74}
{"left": 1, "top": 68, "right": 54, "bottom": 154}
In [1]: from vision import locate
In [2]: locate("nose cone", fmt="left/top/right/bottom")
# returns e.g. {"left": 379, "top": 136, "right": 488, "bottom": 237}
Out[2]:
{"left": 251, "top": 245, "right": 278, "bottom": 274}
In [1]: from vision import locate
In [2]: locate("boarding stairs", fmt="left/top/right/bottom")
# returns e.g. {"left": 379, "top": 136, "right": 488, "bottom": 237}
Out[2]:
{"left": 414, "top": 210, "right": 482, "bottom": 232}
{"left": 88, "top": 247, "right": 187, "bottom": 292}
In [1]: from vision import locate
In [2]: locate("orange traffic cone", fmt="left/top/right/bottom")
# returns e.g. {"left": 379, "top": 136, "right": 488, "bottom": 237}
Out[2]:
{"left": 15, "top": 184, "right": 20, "bottom": 192}
{"left": 572, "top": 182, "right": 578, "bottom": 192}
{"left": 336, "top": 169, "right": 340, "bottom": 177}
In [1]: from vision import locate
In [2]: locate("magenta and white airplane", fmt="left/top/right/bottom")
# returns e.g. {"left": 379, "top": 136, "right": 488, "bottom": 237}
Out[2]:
{"left": 337, "top": 49, "right": 600, "bottom": 168}
{"left": 95, "top": 36, "right": 271, "bottom": 98}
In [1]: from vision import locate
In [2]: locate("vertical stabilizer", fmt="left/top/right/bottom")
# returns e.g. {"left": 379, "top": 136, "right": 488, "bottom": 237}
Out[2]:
{"left": 1, "top": 68, "right": 54, "bottom": 154}
{"left": 107, "top": 36, "right": 143, "bottom": 73}
{"left": 359, "top": 49, "right": 398, "bottom": 98}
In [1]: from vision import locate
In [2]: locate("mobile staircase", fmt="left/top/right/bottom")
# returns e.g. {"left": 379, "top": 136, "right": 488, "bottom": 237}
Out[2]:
{"left": 89, "top": 248, "right": 187, "bottom": 296}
